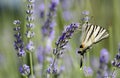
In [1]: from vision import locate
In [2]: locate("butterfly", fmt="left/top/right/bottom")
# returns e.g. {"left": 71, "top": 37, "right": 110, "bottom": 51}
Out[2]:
{"left": 78, "top": 22, "right": 109, "bottom": 68}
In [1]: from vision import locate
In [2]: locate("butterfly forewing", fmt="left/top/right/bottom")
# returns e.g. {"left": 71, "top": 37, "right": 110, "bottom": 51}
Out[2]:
{"left": 94, "top": 26, "right": 109, "bottom": 43}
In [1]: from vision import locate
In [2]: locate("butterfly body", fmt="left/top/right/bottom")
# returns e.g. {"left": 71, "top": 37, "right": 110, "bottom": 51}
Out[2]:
{"left": 78, "top": 22, "right": 109, "bottom": 68}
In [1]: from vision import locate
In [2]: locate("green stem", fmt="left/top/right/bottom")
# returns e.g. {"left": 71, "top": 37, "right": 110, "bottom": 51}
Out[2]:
{"left": 29, "top": 52, "right": 34, "bottom": 78}
{"left": 50, "top": 56, "right": 57, "bottom": 78}
{"left": 44, "top": 0, "right": 48, "bottom": 21}
{"left": 24, "top": 76, "right": 28, "bottom": 78}
{"left": 86, "top": 51, "right": 90, "bottom": 66}
{"left": 111, "top": 67, "right": 116, "bottom": 78}
{"left": 109, "top": 26, "right": 114, "bottom": 56}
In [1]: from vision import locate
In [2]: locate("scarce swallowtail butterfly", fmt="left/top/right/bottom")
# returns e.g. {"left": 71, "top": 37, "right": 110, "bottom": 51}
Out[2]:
{"left": 78, "top": 22, "right": 109, "bottom": 68}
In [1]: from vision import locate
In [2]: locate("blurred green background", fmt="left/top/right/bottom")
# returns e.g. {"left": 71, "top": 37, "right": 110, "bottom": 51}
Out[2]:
{"left": 0, "top": 0, "right": 120, "bottom": 78}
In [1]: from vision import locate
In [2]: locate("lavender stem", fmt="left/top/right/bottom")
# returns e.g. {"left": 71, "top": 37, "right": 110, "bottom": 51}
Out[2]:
{"left": 29, "top": 52, "right": 34, "bottom": 78}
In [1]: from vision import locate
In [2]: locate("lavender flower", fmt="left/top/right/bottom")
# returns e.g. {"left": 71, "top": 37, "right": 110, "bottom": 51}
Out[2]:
{"left": 26, "top": 10, "right": 34, "bottom": 15}
{"left": 81, "top": 16, "right": 90, "bottom": 22}
{"left": 109, "top": 44, "right": 120, "bottom": 78}
{"left": 41, "top": 0, "right": 59, "bottom": 37}
{"left": 83, "top": 66, "right": 93, "bottom": 77}
{"left": 53, "top": 23, "right": 79, "bottom": 57}
{"left": 27, "top": 4, "right": 34, "bottom": 10}
{"left": 26, "top": 40, "right": 35, "bottom": 51}
{"left": 13, "top": 20, "right": 21, "bottom": 25}
{"left": 97, "top": 48, "right": 109, "bottom": 78}
{"left": 25, "top": 0, "right": 35, "bottom": 51}
{"left": 49, "top": 0, "right": 59, "bottom": 12}
{"left": 62, "top": 11, "right": 73, "bottom": 21}
{"left": 17, "top": 49, "right": 26, "bottom": 57}
{"left": 47, "top": 23, "right": 79, "bottom": 77}
{"left": 35, "top": 45, "right": 54, "bottom": 77}
{"left": 60, "top": 0, "right": 73, "bottom": 10}
{"left": 25, "top": 0, "right": 35, "bottom": 40}
{"left": 25, "top": 0, "right": 35, "bottom": 77}
{"left": 19, "top": 64, "right": 30, "bottom": 76}
{"left": 13, "top": 20, "right": 30, "bottom": 77}
{"left": 37, "top": 1, "right": 59, "bottom": 78}
{"left": 82, "top": 10, "right": 90, "bottom": 15}
{"left": 36, "top": 46, "right": 44, "bottom": 64}
{"left": 26, "top": 0, "right": 35, "bottom": 27}
{"left": 47, "top": 60, "right": 65, "bottom": 77}
{"left": 52, "top": 66, "right": 65, "bottom": 77}
{"left": 39, "top": 3, "right": 45, "bottom": 18}
{"left": 81, "top": 10, "right": 90, "bottom": 22}
{"left": 60, "top": 0, "right": 74, "bottom": 21}
{"left": 47, "top": 61, "right": 58, "bottom": 74}
{"left": 13, "top": 20, "right": 26, "bottom": 57}
{"left": 26, "top": 16, "right": 34, "bottom": 23}
{"left": 26, "top": 31, "right": 35, "bottom": 38}
{"left": 28, "top": 0, "right": 35, "bottom": 3}
{"left": 112, "top": 44, "right": 120, "bottom": 68}
{"left": 13, "top": 0, "right": 35, "bottom": 77}
{"left": 100, "top": 49, "right": 109, "bottom": 64}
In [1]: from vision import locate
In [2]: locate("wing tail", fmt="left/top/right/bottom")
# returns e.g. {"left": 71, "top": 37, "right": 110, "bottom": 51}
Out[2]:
{"left": 80, "top": 54, "right": 84, "bottom": 68}
{"left": 78, "top": 51, "right": 84, "bottom": 68}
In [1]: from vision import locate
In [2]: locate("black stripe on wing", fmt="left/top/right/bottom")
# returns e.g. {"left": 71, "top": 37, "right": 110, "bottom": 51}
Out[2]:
{"left": 93, "top": 25, "right": 109, "bottom": 43}
{"left": 87, "top": 25, "right": 95, "bottom": 41}
{"left": 82, "top": 22, "right": 93, "bottom": 43}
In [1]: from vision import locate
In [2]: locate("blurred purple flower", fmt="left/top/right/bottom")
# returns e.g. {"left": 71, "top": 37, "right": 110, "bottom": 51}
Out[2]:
{"left": 39, "top": 3, "right": 45, "bottom": 18}
{"left": 62, "top": 11, "right": 73, "bottom": 21}
{"left": 17, "top": 49, "right": 26, "bottom": 57}
{"left": 26, "top": 40, "right": 35, "bottom": 51}
{"left": 41, "top": 0, "right": 59, "bottom": 38}
{"left": 82, "top": 10, "right": 90, "bottom": 15}
{"left": 97, "top": 48, "right": 109, "bottom": 78}
{"left": 36, "top": 45, "right": 52, "bottom": 65}
{"left": 47, "top": 60, "right": 65, "bottom": 77}
{"left": 49, "top": 0, "right": 59, "bottom": 11}
{"left": 81, "top": 10, "right": 90, "bottom": 22}
{"left": 60, "top": 0, "right": 75, "bottom": 21}
{"left": 19, "top": 64, "right": 30, "bottom": 76}
{"left": 47, "top": 59, "right": 57, "bottom": 74}
{"left": 61, "top": 0, "right": 73, "bottom": 10}
{"left": 83, "top": 66, "right": 93, "bottom": 77}
{"left": 100, "top": 48, "right": 109, "bottom": 64}
{"left": 90, "top": 57, "right": 99, "bottom": 71}
{"left": 47, "top": 67, "right": 51, "bottom": 74}
{"left": 81, "top": 16, "right": 90, "bottom": 22}
{"left": 36, "top": 46, "right": 44, "bottom": 64}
